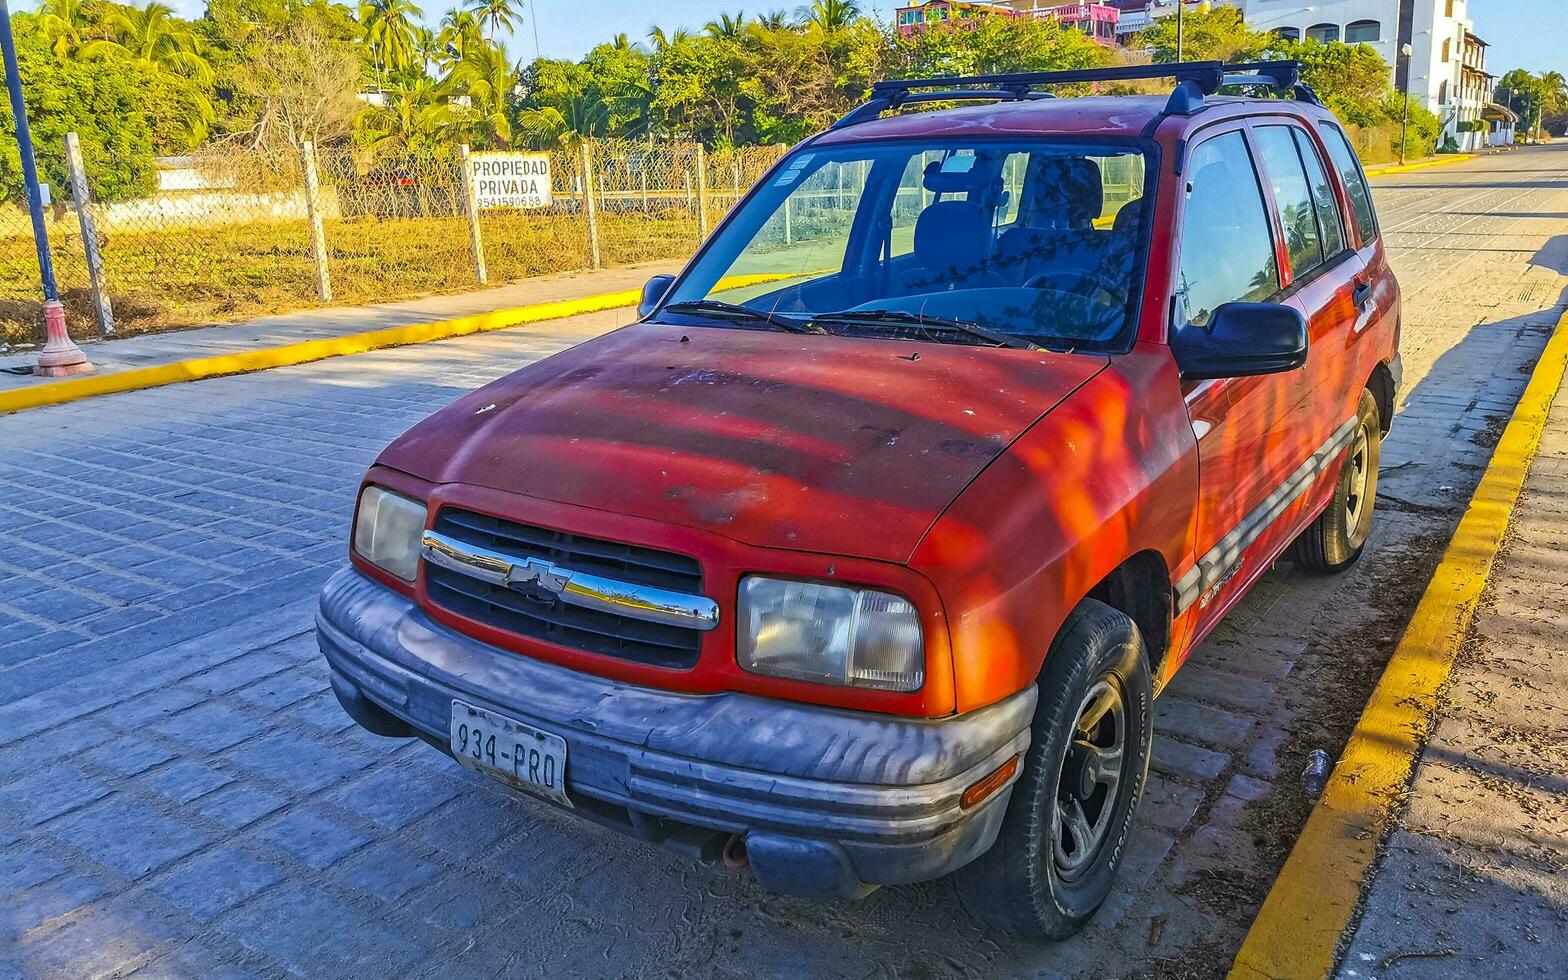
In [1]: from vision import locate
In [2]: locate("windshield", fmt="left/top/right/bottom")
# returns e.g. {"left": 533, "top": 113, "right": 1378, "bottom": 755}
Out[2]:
{"left": 658, "top": 138, "right": 1153, "bottom": 349}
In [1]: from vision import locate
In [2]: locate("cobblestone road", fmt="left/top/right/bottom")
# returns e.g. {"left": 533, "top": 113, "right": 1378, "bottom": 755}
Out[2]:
{"left": 2, "top": 145, "right": 1567, "bottom": 979}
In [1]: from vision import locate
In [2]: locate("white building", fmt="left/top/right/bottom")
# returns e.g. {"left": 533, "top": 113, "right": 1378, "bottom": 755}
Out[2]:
{"left": 1229, "top": 1, "right": 1496, "bottom": 146}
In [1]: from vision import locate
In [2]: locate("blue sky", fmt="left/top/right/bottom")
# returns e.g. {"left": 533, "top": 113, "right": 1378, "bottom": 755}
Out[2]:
{"left": 509, "top": 0, "right": 1564, "bottom": 74}
{"left": 17, "top": 0, "right": 1565, "bottom": 75}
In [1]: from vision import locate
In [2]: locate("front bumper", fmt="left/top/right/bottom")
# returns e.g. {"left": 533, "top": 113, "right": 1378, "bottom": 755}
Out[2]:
{"left": 316, "top": 566, "right": 1034, "bottom": 898}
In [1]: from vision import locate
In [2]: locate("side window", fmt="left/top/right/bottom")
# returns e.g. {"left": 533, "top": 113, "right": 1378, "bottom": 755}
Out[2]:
{"left": 1253, "top": 126, "right": 1325, "bottom": 280}
{"left": 1177, "top": 132, "right": 1281, "bottom": 327}
{"left": 1319, "top": 123, "right": 1378, "bottom": 245}
{"left": 1292, "top": 128, "right": 1346, "bottom": 259}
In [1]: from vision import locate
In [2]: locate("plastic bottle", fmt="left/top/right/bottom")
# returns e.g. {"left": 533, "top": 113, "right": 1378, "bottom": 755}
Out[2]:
{"left": 1301, "top": 749, "right": 1332, "bottom": 798}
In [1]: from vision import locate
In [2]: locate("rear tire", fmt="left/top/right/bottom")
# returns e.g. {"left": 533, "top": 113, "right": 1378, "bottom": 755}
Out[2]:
{"left": 954, "top": 599, "right": 1152, "bottom": 939}
{"left": 1292, "top": 389, "right": 1381, "bottom": 573}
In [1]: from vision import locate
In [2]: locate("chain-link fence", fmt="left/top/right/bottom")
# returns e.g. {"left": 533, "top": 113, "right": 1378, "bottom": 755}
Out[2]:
{"left": 0, "top": 137, "right": 789, "bottom": 347}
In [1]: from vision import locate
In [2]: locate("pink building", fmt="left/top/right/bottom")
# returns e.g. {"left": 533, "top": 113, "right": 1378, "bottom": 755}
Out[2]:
{"left": 894, "top": 0, "right": 1121, "bottom": 44}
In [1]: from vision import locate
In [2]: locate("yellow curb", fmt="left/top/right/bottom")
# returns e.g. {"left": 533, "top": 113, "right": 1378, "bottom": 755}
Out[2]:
{"left": 0, "top": 272, "right": 791, "bottom": 416}
{"left": 1364, "top": 153, "right": 1477, "bottom": 178}
{"left": 1229, "top": 306, "right": 1568, "bottom": 980}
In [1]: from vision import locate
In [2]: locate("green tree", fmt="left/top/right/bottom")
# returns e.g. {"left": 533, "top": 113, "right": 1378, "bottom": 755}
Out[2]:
{"left": 82, "top": 2, "right": 214, "bottom": 83}
{"left": 448, "top": 40, "right": 517, "bottom": 145}
{"left": 465, "top": 0, "right": 520, "bottom": 40}
{"left": 360, "top": 0, "right": 424, "bottom": 78}
{"left": 0, "top": 25, "right": 157, "bottom": 203}
{"left": 1137, "top": 6, "right": 1269, "bottom": 64}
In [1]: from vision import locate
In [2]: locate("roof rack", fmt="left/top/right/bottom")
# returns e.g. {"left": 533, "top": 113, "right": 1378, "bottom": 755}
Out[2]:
{"left": 831, "top": 60, "right": 1320, "bottom": 130}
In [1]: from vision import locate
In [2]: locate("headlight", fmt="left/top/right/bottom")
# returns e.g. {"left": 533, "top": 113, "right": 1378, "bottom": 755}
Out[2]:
{"left": 737, "top": 577, "right": 924, "bottom": 692}
{"left": 353, "top": 486, "right": 427, "bottom": 581}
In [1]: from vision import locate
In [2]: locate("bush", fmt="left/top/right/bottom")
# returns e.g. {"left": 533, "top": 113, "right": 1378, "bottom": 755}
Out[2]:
{"left": 0, "top": 25, "right": 158, "bottom": 205}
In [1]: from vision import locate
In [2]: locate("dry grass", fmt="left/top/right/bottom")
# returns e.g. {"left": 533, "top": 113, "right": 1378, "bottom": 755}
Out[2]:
{"left": 0, "top": 206, "right": 716, "bottom": 347}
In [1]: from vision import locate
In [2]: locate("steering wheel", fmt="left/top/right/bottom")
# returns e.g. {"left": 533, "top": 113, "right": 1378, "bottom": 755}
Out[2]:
{"left": 1024, "top": 269, "right": 1125, "bottom": 308}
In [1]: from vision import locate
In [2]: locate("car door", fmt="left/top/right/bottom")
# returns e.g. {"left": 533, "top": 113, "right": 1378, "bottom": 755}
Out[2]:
{"left": 1248, "top": 121, "right": 1366, "bottom": 528}
{"left": 1173, "top": 126, "right": 1297, "bottom": 623}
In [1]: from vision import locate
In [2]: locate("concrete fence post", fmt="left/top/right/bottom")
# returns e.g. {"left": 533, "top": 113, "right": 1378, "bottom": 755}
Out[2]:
{"left": 299, "top": 140, "right": 332, "bottom": 303}
{"left": 580, "top": 140, "right": 602, "bottom": 270}
{"left": 458, "top": 144, "right": 488, "bottom": 285}
{"left": 63, "top": 131, "right": 114, "bottom": 336}
{"left": 695, "top": 143, "right": 709, "bottom": 239}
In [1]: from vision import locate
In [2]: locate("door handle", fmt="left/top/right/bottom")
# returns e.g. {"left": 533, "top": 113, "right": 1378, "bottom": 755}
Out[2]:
{"left": 1353, "top": 281, "right": 1372, "bottom": 308}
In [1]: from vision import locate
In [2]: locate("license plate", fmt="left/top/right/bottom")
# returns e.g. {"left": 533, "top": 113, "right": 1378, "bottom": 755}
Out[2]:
{"left": 449, "top": 700, "right": 572, "bottom": 808}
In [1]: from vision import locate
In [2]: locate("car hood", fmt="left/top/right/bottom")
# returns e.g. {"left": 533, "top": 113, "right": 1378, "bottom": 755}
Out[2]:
{"left": 378, "top": 322, "right": 1107, "bottom": 564}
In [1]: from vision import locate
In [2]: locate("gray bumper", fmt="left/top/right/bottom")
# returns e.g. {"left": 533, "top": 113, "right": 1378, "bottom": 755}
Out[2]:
{"left": 316, "top": 566, "right": 1034, "bottom": 897}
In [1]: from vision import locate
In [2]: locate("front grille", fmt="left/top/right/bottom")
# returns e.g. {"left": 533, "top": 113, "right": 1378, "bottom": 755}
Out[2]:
{"left": 423, "top": 508, "right": 705, "bottom": 670}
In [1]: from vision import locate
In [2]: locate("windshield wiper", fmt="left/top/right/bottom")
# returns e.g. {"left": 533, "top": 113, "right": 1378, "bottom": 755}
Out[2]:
{"left": 808, "top": 309, "right": 1042, "bottom": 351}
{"left": 663, "top": 300, "right": 820, "bottom": 335}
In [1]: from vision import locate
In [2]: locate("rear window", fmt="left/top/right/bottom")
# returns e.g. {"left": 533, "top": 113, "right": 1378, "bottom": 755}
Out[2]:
{"left": 1319, "top": 123, "right": 1378, "bottom": 245}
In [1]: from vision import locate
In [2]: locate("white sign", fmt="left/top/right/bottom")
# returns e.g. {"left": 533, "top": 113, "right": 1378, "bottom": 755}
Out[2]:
{"left": 472, "top": 152, "right": 553, "bottom": 209}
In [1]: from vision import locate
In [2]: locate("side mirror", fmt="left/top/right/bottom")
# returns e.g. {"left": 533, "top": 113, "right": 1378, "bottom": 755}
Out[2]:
{"left": 639, "top": 275, "right": 676, "bottom": 319}
{"left": 1170, "top": 302, "right": 1309, "bottom": 381}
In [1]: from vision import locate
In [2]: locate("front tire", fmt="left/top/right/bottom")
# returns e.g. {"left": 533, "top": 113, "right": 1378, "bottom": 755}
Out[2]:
{"left": 955, "top": 599, "right": 1153, "bottom": 939}
{"left": 1292, "top": 389, "right": 1381, "bottom": 573}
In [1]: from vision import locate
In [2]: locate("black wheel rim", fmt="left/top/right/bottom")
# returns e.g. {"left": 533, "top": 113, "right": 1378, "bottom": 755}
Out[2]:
{"left": 1052, "top": 676, "right": 1127, "bottom": 882}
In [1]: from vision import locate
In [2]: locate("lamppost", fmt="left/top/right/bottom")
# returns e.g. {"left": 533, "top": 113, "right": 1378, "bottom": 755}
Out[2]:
{"left": 1399, "top": 42, "right": 1414, "bottom": 165}
{"left": 0, "top": 0, "right": 92, "bottom": 376}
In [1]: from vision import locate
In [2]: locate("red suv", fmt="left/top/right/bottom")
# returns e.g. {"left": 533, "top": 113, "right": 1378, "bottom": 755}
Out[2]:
{"left": 320, "top": 62, "right": 1400, "bottom": 938}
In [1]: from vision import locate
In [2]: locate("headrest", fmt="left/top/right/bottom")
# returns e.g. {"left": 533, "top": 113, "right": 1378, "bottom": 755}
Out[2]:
{"left": 1112, "top": 198, "right": 1144, "bottom": 235}
{"left": 1022, "top": 156, "right": 1104, "bottom": 228}
{"left": 914, "top": 200, "right": 992, "bottom": 273}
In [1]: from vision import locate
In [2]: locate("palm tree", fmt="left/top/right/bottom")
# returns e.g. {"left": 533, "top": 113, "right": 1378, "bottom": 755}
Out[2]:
{"left": 448, "top": 40, "right": 517, "bottom": 146}
{"left": 517, "top": 95, "right": 612, "bottom": 149}
{"left": 360, "top": 0, "right": 425, "bottom": 78}
{"left": 36, "top": 0, "right": 93, "bottom": 57}
{"left": 438, "top": 8, "right": 484, "bottom": 65}
{"left": 412, "top": 26, "right": 442, "bottom": 74}
{"left": 753, "top": 9, "right": 789, "bottom": 30}
{"left": 465, "top": 0, "right": 520, "bottom": 39}
{"left": 81, "top": 3, "right": 213, "bottom": 82}
{"left": 362, "top": 77, "right": 463, "bottom": 155}
{"left": 796, "top": 0, "right": 859, "bottom": 31}
{"left": 704, "top": 11, "right": 747, "bottom": 40}
{"left": 647, "top": 25, "right": 691, "bottom": 51}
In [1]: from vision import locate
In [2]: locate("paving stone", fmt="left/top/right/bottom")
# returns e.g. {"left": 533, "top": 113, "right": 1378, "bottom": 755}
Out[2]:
{"left": 0, "top": 765, "right": 114, "bottom": 825}
{"left": 0, "top": 850, "right": 67, "bottom": 893}
{"left": 233, "top": 669, "right": 325, "bottom": 712}
{"left": 129, "top": 944, "right": 260, "bottom": 980}
{"left": 1163, "top": 665, "right": 1275, "bottom": 713}
{"left": 197, "top": 786, "right": 287, "bottom": 830}
{"left": 332, "top": 766, "right": 463, "bottom": 831}
{"left": 0, "top": 874, "right": 107, "bottom": 942}
{"left": 219, "top": 884, "right": 427, "bottom": 979}
{"left": 1138, "top": 774, "right": 1206, "bottom": 834}
{"left": 146, "top": 761, "right": 234, "bottom": 804}
{"left": 94, "top": 688, "right": 205, "bottom": 731}
{"left": 182, "top": 652, "right": 298, "bottom": 696}
{"left": 1154, "top": 697, "right": 1257, "bottom": 750}
{"left": 94, "top": 737, "right": 178, "bottom": 778}
{"left": 225, "top": 729, "right": 373, "bottom": 794}
{"left": 13, "top": 896, "right": 181, "bottom": 978}
{"left": 50, "top": 799, "right": 210, "bottom": 881}
{"left": 151, "top": 702, "right": 271, "bottom": 753}
{"left": 415, "top": 794, "right": 526, "bottom": 860}
{"left": 289, "top": 691, "right": 357, "bottom": 734}
{"left": 1150, "top": 736, "right": 1230, "bottom": 783}
{"left": 339, "top": 840, "right": 443, "bottom": 903}
{"left": 259, "top": 811, "right": 370, "bottom": 870}
{"left": 153, "top": 847, "right": 283, "bottom": 922}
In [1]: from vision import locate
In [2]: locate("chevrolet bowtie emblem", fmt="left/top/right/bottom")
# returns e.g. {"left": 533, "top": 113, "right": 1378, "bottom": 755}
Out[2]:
{"left": 505, "top": 556, "right": 570, "bottom": 602}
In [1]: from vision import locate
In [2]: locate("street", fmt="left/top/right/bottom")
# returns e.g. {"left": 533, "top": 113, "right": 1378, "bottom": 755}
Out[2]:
{"left": 1, "top": 144, "right": 1566, "bottom": 979}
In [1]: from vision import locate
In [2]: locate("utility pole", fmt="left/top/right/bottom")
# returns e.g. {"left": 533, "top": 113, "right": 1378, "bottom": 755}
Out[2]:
{"left": 2, "top": 0, "right": 91, "bottom": 375}
{"left": 1399, "top": 42, "right": 1414, "bottom": 165}
{"left": 1176, "top": 1, "right": 1184, "bottom": 62}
